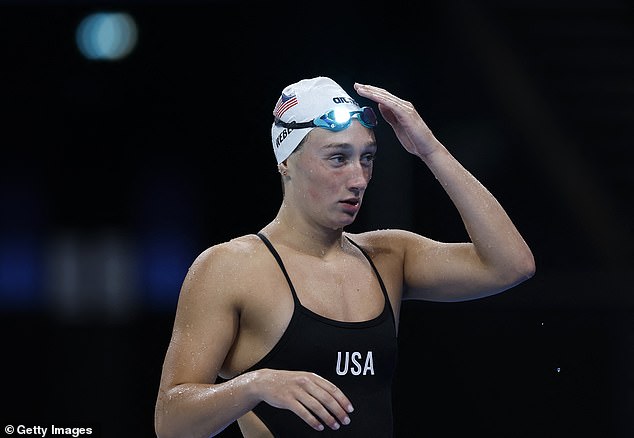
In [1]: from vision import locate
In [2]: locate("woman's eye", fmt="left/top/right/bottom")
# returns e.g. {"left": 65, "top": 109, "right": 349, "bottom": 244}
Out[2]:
{"left": 362, "top": 154, "right": 375, "bottom": 164}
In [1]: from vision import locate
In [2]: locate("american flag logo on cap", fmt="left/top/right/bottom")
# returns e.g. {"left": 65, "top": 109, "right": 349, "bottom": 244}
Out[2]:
{"left": 273, "top": 91, "right": 298, "bottom": 119}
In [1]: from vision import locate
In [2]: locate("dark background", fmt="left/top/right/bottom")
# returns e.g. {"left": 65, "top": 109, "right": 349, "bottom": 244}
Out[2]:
{"left": 1, "top": 0, "right": 633, "bottom": 437}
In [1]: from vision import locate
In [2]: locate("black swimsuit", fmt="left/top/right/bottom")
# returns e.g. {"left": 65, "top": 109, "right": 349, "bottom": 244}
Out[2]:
{"left": 244, "top": 233, "right": 398, "bottom": 437}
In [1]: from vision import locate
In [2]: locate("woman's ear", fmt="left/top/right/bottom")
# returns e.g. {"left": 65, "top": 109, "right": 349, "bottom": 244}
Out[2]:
{"left": 277, "top": 161, "right": 288, "bottom": 176}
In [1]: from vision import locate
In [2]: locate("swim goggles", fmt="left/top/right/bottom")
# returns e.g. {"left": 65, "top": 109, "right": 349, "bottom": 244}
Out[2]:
{"left": 274, "top": 106, "right": 378, "bottom": 132}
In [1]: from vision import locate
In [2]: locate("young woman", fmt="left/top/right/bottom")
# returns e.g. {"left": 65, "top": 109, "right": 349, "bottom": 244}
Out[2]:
{"left": 154, "top": 77, "right": 535, "bottom": 437}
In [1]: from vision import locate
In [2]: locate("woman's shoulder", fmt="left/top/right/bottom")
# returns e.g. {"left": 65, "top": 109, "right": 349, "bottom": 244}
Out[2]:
{"left": 345, "top": 228, "right": 420, "bottom": 249}
{"left": 189, "top": 234, "right": 271, "bottom": 277}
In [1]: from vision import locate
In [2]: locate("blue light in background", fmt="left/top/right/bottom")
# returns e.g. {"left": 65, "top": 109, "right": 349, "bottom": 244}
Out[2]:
{"left": 76, "top": 12, "right": 138, "bottom": 61}
{"left": 140, "top": 232, "right": 194, "bottom": 312}
{"left": 0, "top": 235, "right": 41, "bottom": 309}
{"left": 0, "top": 229, "right": 193, "bottom": 317}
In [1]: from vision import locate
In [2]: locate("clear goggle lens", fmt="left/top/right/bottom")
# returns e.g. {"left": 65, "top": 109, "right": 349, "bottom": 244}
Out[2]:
{"left": 275, "top": 106, "right": 378, "bottom": 132}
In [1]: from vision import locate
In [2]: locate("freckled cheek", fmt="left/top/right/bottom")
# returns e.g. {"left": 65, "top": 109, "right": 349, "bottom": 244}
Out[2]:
{"left": 304, "top": 172, "right": 340, "bottom": 201}
{"left": 305, "top": 186, "right": 321, "bottom": 202}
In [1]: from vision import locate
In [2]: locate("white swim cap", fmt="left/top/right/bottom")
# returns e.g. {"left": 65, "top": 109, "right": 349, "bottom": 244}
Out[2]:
{"left": 271, "top": 76, "right": 361, "bottom": 164}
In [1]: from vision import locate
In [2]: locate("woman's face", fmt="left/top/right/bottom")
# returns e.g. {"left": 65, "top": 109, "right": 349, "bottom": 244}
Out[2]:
{"left": 285, "top": 122, "right": 377, "bottom": 230}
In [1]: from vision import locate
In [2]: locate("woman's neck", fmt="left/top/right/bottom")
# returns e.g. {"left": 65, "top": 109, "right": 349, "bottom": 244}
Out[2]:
{"left": 261, "top": 207, "right": 346, "bottom": 259}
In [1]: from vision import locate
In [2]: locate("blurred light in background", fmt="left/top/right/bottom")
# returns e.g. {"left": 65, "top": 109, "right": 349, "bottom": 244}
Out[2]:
{"left": 0, "top": 230, "right": 190, "bottom": 320}
{"left": 76, "top": 12, "right": 138, "bottom": 61}
{"left": 0, "top": 235, "right": 41, "bottom": 309}
{"left": 140, "top": 232, "right": 193, "bottom": 312}
{"left": 45, "top": 231, "right": 140, "bottom": 322}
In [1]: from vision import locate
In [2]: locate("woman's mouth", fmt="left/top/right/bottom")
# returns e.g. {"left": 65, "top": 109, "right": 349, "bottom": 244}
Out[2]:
{"left": 339, "top": 198, "right": 361, "bottom": 214}
{"left": 341, "top": 197, "right": 360, "bottom": 206}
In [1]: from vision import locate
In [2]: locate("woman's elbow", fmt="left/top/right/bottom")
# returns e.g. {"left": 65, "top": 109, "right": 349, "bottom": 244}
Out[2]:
{"left": 155, "top": 392, "right": 178, "bottom": 438}
{"left": 510, "top": 249, "right": 536, "bottom": 284}
{"left": 154, "top": 407, "right": 168, "bottom": 438}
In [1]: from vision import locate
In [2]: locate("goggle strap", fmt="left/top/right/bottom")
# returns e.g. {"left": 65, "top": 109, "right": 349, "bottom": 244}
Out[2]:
{"left": 274, "top": 118, "right": 315, "bottom": 129}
